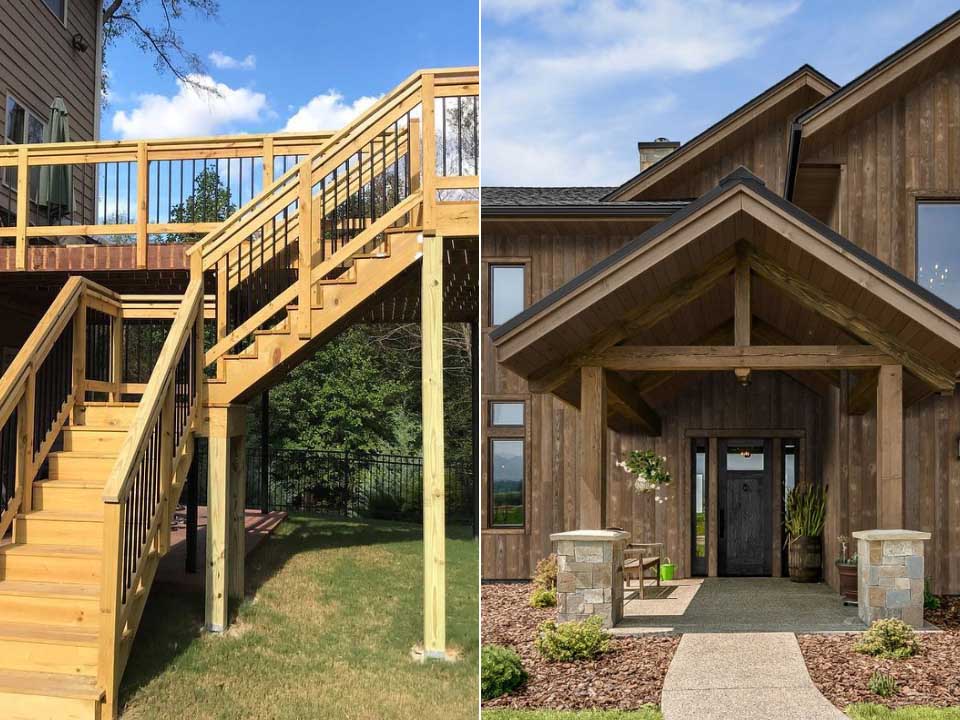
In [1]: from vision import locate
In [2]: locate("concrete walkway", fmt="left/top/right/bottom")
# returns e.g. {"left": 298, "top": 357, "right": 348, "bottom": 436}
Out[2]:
{"left": 661, "top": 632, "right": 847, "bottom": 720}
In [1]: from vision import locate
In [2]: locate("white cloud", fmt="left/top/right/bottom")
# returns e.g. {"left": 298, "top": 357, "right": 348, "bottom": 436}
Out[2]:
{"left": 111, "top": 75, "right": 268, "bottom": 139}
{"left": 482, "top": 0, "right": 800, "bottom": 185}
{"left": 208, "top": 51, "right": 257, "bottom": 71}
{"left": 282, "top": 91, "right": 380, "bottom": 132}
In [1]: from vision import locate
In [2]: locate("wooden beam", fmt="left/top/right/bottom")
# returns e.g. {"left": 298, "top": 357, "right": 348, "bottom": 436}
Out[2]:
{"left": 748, "top": 247, "right": 956, "bottom": 391}
{"left": 604, "top": 370, "right": 661, "bottom": 436}
{"left": 750, "top": 322, "right": 840, "bottom": 393}
{"left": 579, "top": 366, "right": 607, "bottom": 529}
{"left": 584, "top": 345, "right": 893, "bottom": 372}
{"left": 734, "top": 247, "right": 750, "bottom": 347}
{"left": 877, "top": 365, "right": 904, "bottom": 528}
{"left": 528, "top": 253, "right": 736, "bottom": 393}
{"left": 421, "top": 233, "right": 446, "bottom": 659}
{"left": 848, "top": 369, "right": 879, "bottom": 415}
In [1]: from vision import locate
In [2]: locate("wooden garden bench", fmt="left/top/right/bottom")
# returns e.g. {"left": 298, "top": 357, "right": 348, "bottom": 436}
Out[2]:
{"left": 623, "top": 542, "right": 663, "bottom": 599}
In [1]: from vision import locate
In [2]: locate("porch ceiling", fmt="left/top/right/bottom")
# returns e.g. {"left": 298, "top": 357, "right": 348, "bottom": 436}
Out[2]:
{"left": 491, "top": 168, "right": 960, "bottom": 419}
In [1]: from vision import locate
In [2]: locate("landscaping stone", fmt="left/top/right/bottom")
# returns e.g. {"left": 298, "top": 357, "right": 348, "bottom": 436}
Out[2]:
{"left": 854, "top": 529, "right": 930, "bottom": 627}
{"left": 551, "top": 529, "right": 629, "bottom": 628}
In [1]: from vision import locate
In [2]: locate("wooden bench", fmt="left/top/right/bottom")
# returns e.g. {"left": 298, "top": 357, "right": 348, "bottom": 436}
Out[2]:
{"left": 623, "top": 542, "right": 663, "bottom": 599}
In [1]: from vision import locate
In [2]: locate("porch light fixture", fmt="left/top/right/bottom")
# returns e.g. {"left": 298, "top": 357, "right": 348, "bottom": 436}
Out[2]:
{"left": 734, "top": 367, "right": 751, "bottom": 387}
{"left": 72, "top": 33, "right": 89, "bottom": 52}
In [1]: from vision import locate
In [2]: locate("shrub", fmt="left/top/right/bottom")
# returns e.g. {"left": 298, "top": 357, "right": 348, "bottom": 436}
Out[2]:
{"left": 924, "top": 580, "right": 942, "bottom": 611}
{"left": 854, "top": 618, "right": 920, "bottom": 659}
{"left": 533, "top": 554, "right": 557, "bottom": 590}
{"left": 481, "top": 645, "right": 527, "bottom": 700}
{"left": 529, "top": 588, "right": 557, "bottom": 608}
{"left": 868, "top": 671, "right": 897, "bottom": 698}
{"left": 535, "top": 616, "right": 611, "bottom": 661}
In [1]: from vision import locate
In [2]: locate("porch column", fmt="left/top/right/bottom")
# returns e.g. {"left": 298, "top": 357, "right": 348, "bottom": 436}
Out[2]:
{"left": 421, "top": 232, "right": 446, "bottom": 659}
{"left": 876, "top": 364, "right": 904, "bottom": 528}
{"left": 580, "top": 366, "right": 607, "bottom": 529}
{"left": 205, "top": 404, "right": 247, "bottom": 632}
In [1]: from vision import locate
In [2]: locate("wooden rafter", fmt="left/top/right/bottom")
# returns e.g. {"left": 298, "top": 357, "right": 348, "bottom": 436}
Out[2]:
{"left": 605, "top": 370, "right": 661, "bottom": 436}
{"left": 848, "top": 369, "right": 880, "bottom": 415}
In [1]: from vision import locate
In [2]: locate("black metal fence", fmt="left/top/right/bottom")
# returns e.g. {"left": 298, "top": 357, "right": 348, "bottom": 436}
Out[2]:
{"left": 193, "top": 444, "right": 476, "bottom": 528}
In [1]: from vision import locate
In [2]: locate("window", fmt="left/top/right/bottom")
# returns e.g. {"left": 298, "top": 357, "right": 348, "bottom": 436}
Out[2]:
{"left": 490, "top": 401, "right": 523, "bottom": 426}
{"left": 490, "top": 439, "right": 524, "bottom": 527}
{"left": 41, "top": 0, "right": 66, "bottom": 21}
{"left": 690, "top": 439, "right": 708, "bottom": 576}
{"left": 725, "top": 442, "right": 765, "bottom": 471}
{"left": 917, "top": 201, "right": 960, "bottom": 307}
{"left": 489, "top": 264, "right": 525, "bottom": 326}
{"left": 3, "top": 96, "right": 46, "bottom": 194}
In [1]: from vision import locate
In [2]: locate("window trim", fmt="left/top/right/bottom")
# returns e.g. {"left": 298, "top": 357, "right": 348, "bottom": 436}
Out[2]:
{"left": 483, "top": 257, "right": 530, "bottom": 330}
{"left": 39, "top": 0, "right": 68, "bottom": 24}
{"left": 912, "top": 193, "right": 960, "bottom": 288}
{"left": 489, "top": 400, "right": 524, "bottom": 429}
{"left": 482, "top": 394, "right": 529, "bottom": 533}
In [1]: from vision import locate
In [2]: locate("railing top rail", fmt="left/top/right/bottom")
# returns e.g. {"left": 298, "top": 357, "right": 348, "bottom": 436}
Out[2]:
{"left": 102, "top": 277, "right": 203, "bottom": 503}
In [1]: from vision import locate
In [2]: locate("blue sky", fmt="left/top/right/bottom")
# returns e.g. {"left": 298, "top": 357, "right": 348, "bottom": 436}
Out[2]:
{"left": 482, "top": 0, "right": 960, "bottom": 186}
{"left": 103, "top": 0, "right": 478, "bottom": 140}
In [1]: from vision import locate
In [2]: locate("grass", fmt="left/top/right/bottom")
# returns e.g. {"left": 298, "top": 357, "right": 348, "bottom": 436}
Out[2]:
{"left": 846, "top": 706, "right": 960, "bottom": 719}
{"left": 118, "top": 514, "right": 478, "bottom": 720}
{"left": 483, "top": 710, "right": 663, "bottom": 720}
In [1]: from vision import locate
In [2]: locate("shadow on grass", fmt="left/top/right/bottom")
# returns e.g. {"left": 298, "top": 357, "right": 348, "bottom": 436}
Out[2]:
{"left": 119, "top": 515, "right": 475, "bottom": 711}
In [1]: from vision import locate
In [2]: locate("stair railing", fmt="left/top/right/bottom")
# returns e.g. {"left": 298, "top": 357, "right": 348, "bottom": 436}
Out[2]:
{"left": 0, "top": 276, "right": 126, "bottom": 539}
{"left": 98, "top": 277, "right": 204, "bottom": 713}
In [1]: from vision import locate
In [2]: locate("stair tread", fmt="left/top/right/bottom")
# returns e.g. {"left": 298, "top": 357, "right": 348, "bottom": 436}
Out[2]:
{"left": 0, "top": 580, "right": 98, "bottom": 599}
{"left": 0, "top": 621, "right": 97, "bottom": 646}
{"left": 0, "top": 543, "right": 100, "bottom": 558}
{"left": 0, "top": 668, "right": 100, "bottom": 700}
{"left": 35, "top": 479, "right": 104, "bottom": 489}
{"left": 47, "top": 450, "right": 119, "bottom": 459}
{"left": 18, "top": 510, "right": 103, "bottom": 522}
{"left": 64, "top": 424, "right": 128, "bottom": 433}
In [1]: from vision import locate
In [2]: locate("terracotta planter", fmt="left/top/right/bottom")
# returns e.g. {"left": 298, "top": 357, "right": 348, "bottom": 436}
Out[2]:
{"left": 788, "top": 535, "right": 822, "bottom": 583}
{"left": 836, "top": 561, "right": 858, "bottom": 601}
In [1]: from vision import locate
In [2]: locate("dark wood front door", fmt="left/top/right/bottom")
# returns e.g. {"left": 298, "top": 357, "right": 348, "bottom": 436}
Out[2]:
{"left": 719, "top": 439, "right": 773, "bottom": 576}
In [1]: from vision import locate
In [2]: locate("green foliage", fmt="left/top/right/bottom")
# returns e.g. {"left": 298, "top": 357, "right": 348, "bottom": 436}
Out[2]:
{"left": 868, "top": 672, "right": 898, "bottom": 698}
{"left": 617, "top": 450, "right": 671, "bottom": 493}
{"left": 846, "top": 705, "right": 960, "bottom": 720}
{"left": 784, "top": 484, "right": 826, "bottom": 538}
{"left": 481, "top": 645, "right": 527, "bottom": 700}
{"left": 533, "top": 554, "right": 557, "bottom": 591}
{"left": 854, "top": 618, "right": 920, "bottom": 660}
{"left": 535, "top": 616, "right": 611, "bottom": 662}
{"left": 364, "top": 489, "right": 420, "bottom": 522}
{"left": 529, "top": 588, "right": 557, "bottom": 608}
{"left": 924, "top": 580, "right": 942, "bottom": 610}
{"left": 162, "top": 168, "right": 237, "bottom": 243}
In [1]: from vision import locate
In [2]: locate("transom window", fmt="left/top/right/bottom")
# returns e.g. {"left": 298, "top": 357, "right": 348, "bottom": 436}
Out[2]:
{"left": 917, "top": 201, "right": 960, "bottom": 307}
{"left": 490, "top": 401, "right": 523, "bottom": 426}
{"left": 489, "top": 264, "right": 525, "bottom": 326}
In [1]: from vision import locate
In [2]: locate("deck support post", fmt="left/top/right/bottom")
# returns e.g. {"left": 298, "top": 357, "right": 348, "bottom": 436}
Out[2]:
{"left": 205, "top": 404, "right": 247, "bottom": 632}
{"left": 421, "top": 232, "right": 446, "bottom": 659}
{"left": 876, "top": 364, "right": 904, "bottom": 528}
{"left": 580, "top": 366, "right": 607, "bottom": 529}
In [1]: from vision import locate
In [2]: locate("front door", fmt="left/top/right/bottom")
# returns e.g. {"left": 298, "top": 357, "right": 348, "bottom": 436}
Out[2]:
{"left": 719, "top": 439, "right": 772, "bottom": 576}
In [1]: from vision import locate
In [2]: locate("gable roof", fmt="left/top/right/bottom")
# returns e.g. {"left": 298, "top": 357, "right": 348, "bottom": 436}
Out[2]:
{"left": 601, "top": 65, "right": 838, "bottom": 202}
{"left": 491, "top": 167, "right": 960, "bottom": 395}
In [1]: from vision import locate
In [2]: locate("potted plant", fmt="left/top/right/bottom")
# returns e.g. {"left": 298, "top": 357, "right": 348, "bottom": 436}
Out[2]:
{"left": 785, "top": 484, "right": 826, "bottom": 583}
{"left": 616, "top": 450, "right": 671, "bottom": 502}
{"left": 835, "top": 535, "right": 857, "bottom": 602}
{"left": 660, "top": 556, "right": 676, "bottom": 582}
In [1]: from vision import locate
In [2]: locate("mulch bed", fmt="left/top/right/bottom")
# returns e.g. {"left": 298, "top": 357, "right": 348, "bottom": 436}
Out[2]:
{"left": 482, "top": 582, "right": 679, "bottom": 710}
{"left": 799, "top": 597, "right": 960, "bottom": 709}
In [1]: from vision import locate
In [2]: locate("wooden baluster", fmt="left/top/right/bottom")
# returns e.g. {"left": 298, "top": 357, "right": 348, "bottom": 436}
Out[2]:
{"left": 420, "top": 74, "right": 437, "bottom": 235}
{"left": 15, "top": 147, "right": 28, "bottom": 271}
{"left": 297, "top": 167, "right": 313, "bottom": 338}
{"left": 136, "top": 142, "right": 149, "bottom": 269}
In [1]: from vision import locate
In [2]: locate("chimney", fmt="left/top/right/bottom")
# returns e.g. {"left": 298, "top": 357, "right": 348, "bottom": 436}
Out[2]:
{"left": 638, "top": 138, "right": 680, "bottom": 171}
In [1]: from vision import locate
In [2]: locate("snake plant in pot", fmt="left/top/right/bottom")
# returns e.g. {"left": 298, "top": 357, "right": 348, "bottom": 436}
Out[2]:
{"left": 785, "top": 484, "right": 826, "bottom": 583}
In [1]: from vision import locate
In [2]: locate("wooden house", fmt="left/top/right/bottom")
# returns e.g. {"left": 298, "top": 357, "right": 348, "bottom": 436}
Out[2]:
{"left": 481, "top": 11, "right": 960, "bottom": 600}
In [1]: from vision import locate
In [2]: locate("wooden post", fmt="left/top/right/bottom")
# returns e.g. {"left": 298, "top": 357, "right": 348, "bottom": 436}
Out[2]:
{"left": 136, "top": 142, "right": 149, "bottom": 269}
{"left": 421, "top": 232, "right": 446, "bottom": 659}
{"left": 97, "top": 501, "right": 124, "bottom": 720}
{"left": 229, "top": 431, "right": 246, "bottom": 601}
{"left": 420, "top": 75, "right": 437, "bottom": 234}
{"left": 260, "top": 391, "right": 269, "bottom": 514}
{"left": 19, "top": 371, "right": 35, "bottom": 514}
{"left": 15, "top": 147, "right": 28, "bottom": 270}
{"left": 72, "top": 297, "right": 87, "bottom": 420}
{"left": 205, "top": 406, "right": 230, "bottom": 632}
{"left": 185, "top": 450, "right": 199, "bottom": 574}
{"left": 262, "top": 136, "right": 275, "bottom": 187}
{"left": 734, "top": 249, "right": 750, "bottom": 346}
{"left": 579, "top": 366, "right": 607, "bottom": 529}
{"left": 109, "top": 313, "right": 123, "bottom": 403}
{"left": 708, "top": 437, "right": 718, "bottom": 577}
{"left": 215, "top": 259, "right": 228, "bottom": 381}
{"left": 297, "top": 167, "right": 313, "bottom": 339}
{"left": 876, "top": 364, "right": 904, "bottom": 528}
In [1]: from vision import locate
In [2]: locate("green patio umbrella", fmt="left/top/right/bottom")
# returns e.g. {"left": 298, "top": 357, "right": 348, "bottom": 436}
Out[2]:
{"left": 37, "top": 97, "right": 72, "bottom": 221}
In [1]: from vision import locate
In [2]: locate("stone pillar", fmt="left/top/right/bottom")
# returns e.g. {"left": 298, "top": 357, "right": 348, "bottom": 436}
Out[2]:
{"left": 552, "top": 529, "right": 629, "bottom": 628}
{"left": 853, "top": 529, "right": 930, "bottom": 628}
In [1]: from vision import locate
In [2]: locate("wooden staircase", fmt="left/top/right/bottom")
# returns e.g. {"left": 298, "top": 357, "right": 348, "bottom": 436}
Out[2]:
{"left": 0, "top": 67, "right": 477, "bottom": 719}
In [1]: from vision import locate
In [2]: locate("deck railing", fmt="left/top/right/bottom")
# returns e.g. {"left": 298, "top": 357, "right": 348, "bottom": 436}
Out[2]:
{"left": 0, "top": 132, "right": 333, "bottom": 270}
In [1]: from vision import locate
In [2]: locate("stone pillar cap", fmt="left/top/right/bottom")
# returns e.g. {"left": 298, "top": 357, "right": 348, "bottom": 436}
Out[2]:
{"left": 852, "top": 529, "right": 931, "bottom": 541}
{"left": 550, "top": 529, "right": 630, "bottom": 542}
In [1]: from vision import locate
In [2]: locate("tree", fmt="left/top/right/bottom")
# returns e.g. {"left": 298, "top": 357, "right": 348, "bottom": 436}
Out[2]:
{"left": 162, "top": 167, "right": 236, "bottom": 243}
{"left": 102, "top": 0, "right": 219, "bottom": 94}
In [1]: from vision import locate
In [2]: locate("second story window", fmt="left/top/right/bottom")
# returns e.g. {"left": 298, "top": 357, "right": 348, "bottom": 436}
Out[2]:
{"left": 42, "top": 0, "right": 67, "bottom": 22}
{"left": 489, "top": 264, "right": 525, "bottom": 326}
{"left": 917, "top": 201, "right": 960, "bottom": 307}
{"left": 3, "top": 97, "right": 46, "bottom": 193}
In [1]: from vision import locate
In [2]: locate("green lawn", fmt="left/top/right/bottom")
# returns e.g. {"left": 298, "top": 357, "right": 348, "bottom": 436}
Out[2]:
{"left": 119, "top": 515, "right": 478, "bottom": 720}
{"left": 846, "top": 706, "right": 960, "bottom": 719}
{"left": 483, "top": 710, "right": 663, "bottom": 720}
